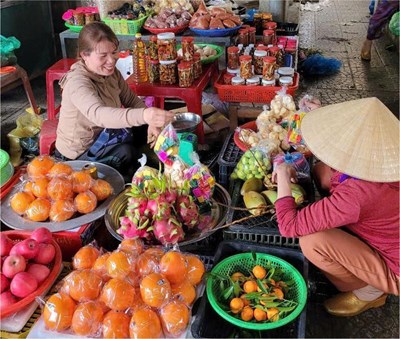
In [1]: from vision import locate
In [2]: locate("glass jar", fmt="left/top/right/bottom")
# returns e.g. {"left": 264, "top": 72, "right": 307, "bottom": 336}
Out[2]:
{"left": 227, "top": 46, "right": 240, "bottom": 69}
{"left": 262, "top": 78, "right": 276, "bottom": 86}
{"left": 277, "top": 67, "right": 295, "bottom": 77}
{"left": 253, "top": 50, "right": 267, "bottom": 75}
{"left": 231, "top": 76, "right": 245, "bottom": 86}
{"left": 223, "top": 72, "right": 235, "bottom": 85}
{"left": 159, "top": 60, "right": 177, "bottom": 85}
{"left": 148, "top": 35, "right": 158, "bottom": 61}
{"left": 248, "top": 27, "right": 256, "bottom": 45}
{"left": 73, "top": 11, "right": 85, "bottom": 26}
{"left": 193, "top": 53, "right": 202, "bottom": 79}
{"left": 261, "top": 12, "right": 273, "bottom": 29}
{"left": 178, "top": 61, "right": 193, "bottom": 87}
{"left": 239, "top": 55, "right": 253, "bottom": 80}
{"left": 238, "top": 28, "right": 249, "bottom": 47}
{"left": 181, "top": 36, "right": 195, "bottom": 61}
{"left": 157, "top": 32, "right": 177, "bottom": 61}
{"left": 227, "top": 67, "right": 240, "bottom": 75}
{"left": 279, "top": 76, "right": 293, "bottom": 87}
{"left": 263, "top": 29, "right": 274, "bottom": 46}
{"left": 269, "top": 46, "right": 284, "bottom": 66}
{"left": 147, "top": 58, "right": 159, "bottom": 83}
{"left": 84, "top": 13, "right": 95, "bottom": 24}
{"left": 246, "top": 76, "right": 259, "bottom": 86}
{"left": 253, "top": 12, "right": 263, "bottom": 33}
{"left": 262, "top": 56, "right": 277, "bottom": 81}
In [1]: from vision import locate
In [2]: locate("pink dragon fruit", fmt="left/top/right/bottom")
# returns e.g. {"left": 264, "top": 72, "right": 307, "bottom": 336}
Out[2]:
{"left": 127, "top": 196, "right": 148, "bottom": 216}
{"left": 153, "top": 217, "right": 184, "bottom": 245}
{"left": 175, "top": 194, "right": 200, "bottom": 229}
{"left": 118, "top": 215, "right": 151, "bottom": 239}
{"left": 165, "top": 189, "right": 178, "bottom": 204}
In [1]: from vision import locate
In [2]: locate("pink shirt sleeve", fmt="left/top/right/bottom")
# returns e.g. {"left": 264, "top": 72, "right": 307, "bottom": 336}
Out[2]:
{"left": 275, "top": 183, "right": 361, "bottom": 237}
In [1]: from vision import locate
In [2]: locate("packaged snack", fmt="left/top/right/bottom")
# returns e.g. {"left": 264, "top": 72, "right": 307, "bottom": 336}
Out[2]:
{"left": 131, "top": 154, "right": 159, "bottom": 187}
{"left": 164, "top": 157, "right": 189, "bottom": 189}
{"left": 154, "top": 124, "right": 180, "bottom": 167}
{"left": 273, "top": 152, "right": 310, "bottom": 180}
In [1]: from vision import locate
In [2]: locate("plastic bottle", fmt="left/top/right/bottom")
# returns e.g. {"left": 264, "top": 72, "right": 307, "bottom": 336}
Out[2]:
{"left": 132, "top": 33, "right": 147, "bottom": 83}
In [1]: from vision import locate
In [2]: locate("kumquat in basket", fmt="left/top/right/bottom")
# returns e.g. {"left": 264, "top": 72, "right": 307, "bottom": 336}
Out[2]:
{"left": 207, "top": 261, "right": 298, "bottom": 323}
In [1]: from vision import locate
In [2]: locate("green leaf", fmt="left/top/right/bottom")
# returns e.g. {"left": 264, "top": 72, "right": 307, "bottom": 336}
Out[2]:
{"left": 277, "top": 306, "right": 296, "bottom": 312}
{"left": 222, "top": 285, "right": 234, "bottom": 300}
{"left": 233, "top": 281, "right": 242, "bottom": 297}
{"left": 251, "top": 251, "right": 257, "bottom": 262}
{"left": 256, "top": 279, "right": 269, "bottom": 294}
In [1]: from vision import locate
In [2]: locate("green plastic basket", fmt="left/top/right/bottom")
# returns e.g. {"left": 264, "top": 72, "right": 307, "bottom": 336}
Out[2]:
{"left": 206, "top": 252, "right": 307, "bottom": 330}
{"left": 103, "top": 15, "right": 148, "bottom": 35}
{"left": 0, "top": 149, "right": 14, "bottom": 187}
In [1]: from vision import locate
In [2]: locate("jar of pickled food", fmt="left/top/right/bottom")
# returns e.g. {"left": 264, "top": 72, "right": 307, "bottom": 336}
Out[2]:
{"left": 178, "top": 61, "right": 193, "bottom": 87}
{"left": 277, "top": 67, "right": 295, "bottom": 77}
{"left": 148, "top": 35, "right": 158, "bottom": 61}
{"left": 157, "top": 32, "right": 177, "bottom": 61}
{"left": 246, "top": 76, "right": 260, "bottom": 86}
{"left": 147, "top": 58, "right": 159, "bottom": 83}
{"left": 227, "top": 46, "right": 240, "bottom": 69}
{"left": 263, "top": 29, "right": 274, "bottom": 45}
{"left": 248, "top": 27, "right": 256, "bottom": 45}
{"left": 269, "top": 46, "right": 284, "bottom": 66}
{"left": 84, "top": 13, "right": 95, "bottom": 24}
{"left": 73, "top": 11, "right": 85, "bottom": 26}
{"left": 181, "top": 36, "right": 194, "bottom": 61}
{"left": 223, "top": 72, "right": 235, "bottom": 85}
{"left": 193, "top": 53, "right": 202, "bottom": 79}
{"left": 239, "top": 55, "right": 253, "bottom": 79}
{"left": 265, "top": 21, "right": 277, "bottom": 31}
{"left": 262, "top": 78, "right": 276, "bottom": 86}
{"left": 253, "top": 50, "right": 267, "bottom": 75}
{"left": 159, "top": 60, "right": 177, "bottom": 85}
{"left": 262, "top": 56, "right": 277, "bottom": 81}
{"left": 231, "top": 76, "right": 245, "bottom": 86}
{"left": 238, "top": 28, "right": 249, "bottom": 46}
{"left": 279, "top": 76, "right": 293, "bottom": 87}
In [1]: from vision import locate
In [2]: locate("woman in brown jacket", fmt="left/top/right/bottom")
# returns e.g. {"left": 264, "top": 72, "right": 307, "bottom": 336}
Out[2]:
{"left": 55, "top": 22, "right": 174, "bottom": 180}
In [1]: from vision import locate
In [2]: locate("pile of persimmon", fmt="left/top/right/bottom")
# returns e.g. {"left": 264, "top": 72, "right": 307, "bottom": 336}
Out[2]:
{"left": 9, "top": 155, "right": 113, "bottom": 222}
{"left": 215, "top": 264, "right": 298, "bottom": 324}
{"left": 42, "top": 239, "right": 206, "bottom": 338}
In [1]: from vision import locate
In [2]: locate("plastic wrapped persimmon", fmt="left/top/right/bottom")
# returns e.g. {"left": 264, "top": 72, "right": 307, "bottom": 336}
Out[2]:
{"left": 72, "top": 244, "right": 100, "bottom": 270}
{"left": 49, "top": 199, "right": 75, "bottom": 222}
{"left": 159, "top": 300, "right": 190, "bottom": 337}
{"left": 25, "top": 198, "right": 51, "bottom": 222}
{"left": 90, "top": 179, "right": 113, "bottom": 201}
{"left": 129, "top": 306, "right": 163, "bottom": 339}
{"left": 100, "top": 278, "right": 136, "bottom": 311}
{"left": 27, "top": 155, "right": 55, "bottom": 180}
{"left": 118, "top": 238, "right": 145, "bottom": 256}
{"left": 70, "top": 171, "right": 94, "bottom": 193}
{"left": 136, "top": 252, "right": 161, "bottom": 277}
{"left": 105, "top": 250, "right": 135, "bottom": 280}
{"left": 140, "top": 272, "right": 172, "bottom": 308}
{"left": 159, "top": 250, "right": 188, "bottom": 285}
{"left": 10, "top": 191, "right": 35, "bottom": 215}
{"left": 102, "top": 310, "right": 130, "bottom": 338}
{"left": 42, "top": 292, "right": 76, "bottom": 331}
{"left": 92, "top": 252, "right": 111, "bottom": 281}
{"left": 47, "top": 162, "right": 73, "bottom": 178}
{"left": 74, "top": 190, "right": 97, "bottom": 214}
{"left": 47, "top": 177, "right": 74, "bottom": 201}
{"left": 171, "top": 280, "right": 196, "bottom": 306}
{"left": 70, "top": 301, "right": 104, "bottom": 337}
{"left": 185, "top": 254, "right": 205, "bottom": 286}
{"left": 62, "top": 269, "right": 103, "bottom": 303}
{"left": 31, "top": 177, "right": 49, "bottom": 199}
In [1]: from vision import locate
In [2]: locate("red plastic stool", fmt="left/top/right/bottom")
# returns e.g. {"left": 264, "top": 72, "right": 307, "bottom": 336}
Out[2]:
{"left": 40, "top": 58, "right": 76, "bottom": 155}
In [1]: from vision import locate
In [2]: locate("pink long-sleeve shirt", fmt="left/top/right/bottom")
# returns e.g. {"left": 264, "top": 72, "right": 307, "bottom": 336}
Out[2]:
{"left": 275, "top": 171, "right": 400, "bottom": 275}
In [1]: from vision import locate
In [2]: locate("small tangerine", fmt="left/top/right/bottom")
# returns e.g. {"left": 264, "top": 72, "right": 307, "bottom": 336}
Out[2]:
{"left": 240, "top": 294, "right": 250, "bottom": 307}
{"left": 140, "top": 272, "right": 171, "bottom": 308}
{"left": 159, "top": 251, "right": 187, "bottom": 285}
{"left": 230, "top": 297, "right": 244, "bottom": 314}
{"left": 185, "top": 254, "right": 205, "bottom": 286}
{"left": 47, "top": 177, "right": 74, "bottom": 200}
{"left": 171, "top": 280, "right": 196, "bottom": 306}
{"left": 90, "top": 179, "right": 113, "bottom": 201}
{"left": 43, "top": 292, "right": 76, "bottom": 331}
{"left": 48, "top": 162, "right": 73, "bottom": 178}
{"left": 106, "top": 251, "right": 132, "bottom": 279}
{"left": 66, "top": 269, "right": 103, "bottom": 302}
{"left": 31, "top": 177, "right": 49, "bottom": 198}
{"left": 254, "top": 308, "right": 267, "bottom": 321}
{"left": 100, "top": 278, "right": 136, "bottom": 311}
{"left": 266, "top": 307, "right": 280, "bottom": 322}
{"left": 25, "top": 198, "right": 51, "bottom": 222}
{"left": 159, "top": 301, "right": 190, "bottom": 337}
{"left": 241, "top": 306, "right": 254, "bottom": 321}
{"left": 252, "top": 265, "right": 267, "bottom": 279}
{"left": 49, "top": 199, "right": 75, "bottom": 222}
{"left": 10, "top": 191, "right": 35, "bottom": 215}
{"left": 71, "top": 301, "right": 104, "bottom": 336}
{"left": 74, "top": 190, "right": 97, "bottom": 214}
{"left": 243, "top": 280, "right": 258, "bottom": 294}
{"left": 272, "top": 287, "right": 284, "bottom": 300}
{"left": 27, "top": 155, "right": 55, "bottom": 179}
{"left": 129, "top": 306, "right": 163, "bottom": 339}
{"left": 72, "top": 245, "right": 100, "bottom": 270}
{"left": 71, "top": 171, "right": 93, "bottom": 193}
{"left": 230, "top": 272, "right": 245, "bottom": 282}
{"left": 102, "top": 310, "right": 130, "bottom": 339}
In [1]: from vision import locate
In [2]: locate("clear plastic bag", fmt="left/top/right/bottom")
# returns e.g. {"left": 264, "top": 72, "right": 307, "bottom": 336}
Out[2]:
{"left": 131, "top": 153, "right": 160, "bottom": 187}
{"left": 231, "top": 146, "right": 272, "bottom": 181}
{"left": 154, "top": 123, "right": 180, "bottom": 167}
{"left": 164, "top": 156, "right": 189, "bottom": 189}
{"left": 272, "top": 152, "right": 310, "bottom": 180}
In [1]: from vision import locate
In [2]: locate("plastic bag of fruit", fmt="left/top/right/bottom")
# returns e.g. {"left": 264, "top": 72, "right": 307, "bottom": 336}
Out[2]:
{"left": 131, "top": 153, "right": 159, "bottom": 188}
{"left": 231, "top": 146, "right": 272, "bottom": 181}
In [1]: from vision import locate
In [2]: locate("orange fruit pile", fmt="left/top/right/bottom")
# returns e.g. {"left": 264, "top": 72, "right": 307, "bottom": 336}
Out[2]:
{"left": 10, "top": 155, "right": 113, "bottom": 222}
{"left": 43, "top": 241, "right": 206, "bottom": 337}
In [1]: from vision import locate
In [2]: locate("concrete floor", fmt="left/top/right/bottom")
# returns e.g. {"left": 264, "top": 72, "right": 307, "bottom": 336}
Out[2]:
{"left": 0, "top": 0, "right": 399, "bottom": 337}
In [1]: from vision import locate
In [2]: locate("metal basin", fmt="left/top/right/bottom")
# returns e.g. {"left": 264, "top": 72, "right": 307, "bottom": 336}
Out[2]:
{"left": 172, "top": 112, "right": 201, "bottom": 133}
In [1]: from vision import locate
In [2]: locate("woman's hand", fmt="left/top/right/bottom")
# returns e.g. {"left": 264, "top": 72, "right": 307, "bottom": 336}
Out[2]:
{"left": 143, "top": 107, "right": 175, "bottom": 128}
{"left": 147, "top": 125, "right": 161, "bottom": 148}
{"left": 272, "top": 163, "right": 298, "bottom": 184}
{"left": 299, "top": 96, "right": 322, "bottom": 112}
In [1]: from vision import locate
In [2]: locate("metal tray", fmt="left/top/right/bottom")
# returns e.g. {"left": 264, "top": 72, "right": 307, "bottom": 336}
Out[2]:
{"left": 0, "top": 161, "right": 124, "bottom": 232}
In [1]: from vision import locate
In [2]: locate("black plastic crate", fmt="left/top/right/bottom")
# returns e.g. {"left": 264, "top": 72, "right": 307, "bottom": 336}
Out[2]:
{"left": 217, "top": 132, "right": 243, "bottom": 186}
{"left": 191, "top": 240, "right": 308, "bottom": 338}
{"left": 276, "top": 22, "right": 299, "bottom": 36}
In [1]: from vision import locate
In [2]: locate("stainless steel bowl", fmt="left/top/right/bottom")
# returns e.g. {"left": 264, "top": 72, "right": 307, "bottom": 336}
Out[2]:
{"left": 172, "top": 112, "right": 201, "bottom": 133}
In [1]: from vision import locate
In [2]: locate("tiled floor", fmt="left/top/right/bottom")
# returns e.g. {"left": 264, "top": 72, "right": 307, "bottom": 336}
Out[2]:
{"left": 1, "top": 0, "right": 399, "bottom": 337}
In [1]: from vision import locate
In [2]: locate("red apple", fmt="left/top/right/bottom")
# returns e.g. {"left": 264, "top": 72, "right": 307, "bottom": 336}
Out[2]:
{"left": 10, "top": 239, "right": 39, "bottom": 260}
{"left": 26, "top": 263, "right": 50, "bottom": 284}
{"left": 34, "top": 243, "right": 55, "bottom": 265}
{"left": 10, "top": 272, "right": 38, "bottom": 298}
{"left": 0, "top": 234, "right": 14, "bottom": 256}
{"left": 0, "top": 273, "right": 10, "bottom": 293}
{"left": 0, "top": 291, "right": 18, "bottom": 310}
{"left": 30, "top": 227, "right": 53, "bottom": 244}
{"left": 2, "top": 254, "right": 26, "bottom": 279}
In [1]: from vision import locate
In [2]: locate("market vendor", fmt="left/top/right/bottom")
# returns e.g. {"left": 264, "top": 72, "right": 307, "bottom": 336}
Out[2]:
{"left": 55, "top": 22, "right": 174, "bottom": 180}
{"left": 272, "top": 97, "right": 399, "bottom": 317}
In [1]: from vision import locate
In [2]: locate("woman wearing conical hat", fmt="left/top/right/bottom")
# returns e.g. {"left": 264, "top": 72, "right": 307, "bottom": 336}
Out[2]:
{"left": 273, "top": 97, "right": 399, "bottom": 317}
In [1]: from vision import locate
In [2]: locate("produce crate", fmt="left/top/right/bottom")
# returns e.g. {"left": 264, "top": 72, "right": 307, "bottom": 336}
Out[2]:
{"left": 191, "top": 240, "right": 308, "bottom": 338}
{"left": 224, "top": 179, "right": 315, "bottom": 249}
{"left": 217, "top": 132, "right": 243, "bottom": 187}
{"left": 214, "top": 72, "right": 299, "bottom": 103}
{"left": 103, "top": 15, "right": 147, "bottom": 35}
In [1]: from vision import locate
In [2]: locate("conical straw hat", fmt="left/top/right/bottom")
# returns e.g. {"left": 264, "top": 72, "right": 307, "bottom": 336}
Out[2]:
{"left": 301, "top": 97, "right": 399, "bottom": 182}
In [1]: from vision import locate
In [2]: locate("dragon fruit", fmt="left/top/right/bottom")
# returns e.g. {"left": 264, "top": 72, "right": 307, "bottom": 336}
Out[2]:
{"left": 153, "top": 217, "right": 184, "bottom": 245}
{"left": 127, "top": 196, "right": 148, "bottom": 215}
{"left": 118, "top": 215, "right": 151, "bottom": 239}
{"left": 175, "top": 194, "right": 200, "bottom": 229}
{"left": 165, "top": 188, "right": 178, "bottom": 204}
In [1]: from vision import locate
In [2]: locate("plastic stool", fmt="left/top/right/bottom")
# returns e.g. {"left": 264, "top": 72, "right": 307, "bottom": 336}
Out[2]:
{"left": 40, "top": 58, "right": 76, "bottom": 155}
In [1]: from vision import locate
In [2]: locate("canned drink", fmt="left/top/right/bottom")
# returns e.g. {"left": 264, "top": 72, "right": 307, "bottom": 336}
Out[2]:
{"left": 82, "top": 163, "right": 98, "bottom": 179}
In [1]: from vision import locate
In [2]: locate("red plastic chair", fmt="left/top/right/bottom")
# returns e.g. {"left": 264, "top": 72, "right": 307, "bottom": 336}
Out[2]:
{"left": 39, "top": 58, "right": 76, "bottom": 155}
